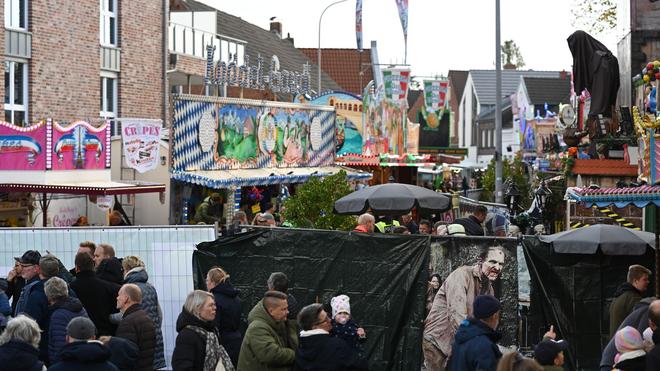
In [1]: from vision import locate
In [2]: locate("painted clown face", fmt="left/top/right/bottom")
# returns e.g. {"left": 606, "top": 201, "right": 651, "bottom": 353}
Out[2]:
{"left": 481, "top": 248, "right": 505, "bottom": 281}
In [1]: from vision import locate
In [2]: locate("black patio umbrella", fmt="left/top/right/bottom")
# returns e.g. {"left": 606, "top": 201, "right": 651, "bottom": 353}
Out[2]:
{"left": 333, "top": 183, "right": 451, "bottom": 216}
{"left": 538, "top": 224, "right": 655, "bottom": 255}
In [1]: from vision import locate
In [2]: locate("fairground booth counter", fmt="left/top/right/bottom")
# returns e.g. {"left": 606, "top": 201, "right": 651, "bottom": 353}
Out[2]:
{"left": 0, "top": 120, "right": 165, "bottom": 227}
{"left": 169, "top": 94, "right": 371, "bottom": 224}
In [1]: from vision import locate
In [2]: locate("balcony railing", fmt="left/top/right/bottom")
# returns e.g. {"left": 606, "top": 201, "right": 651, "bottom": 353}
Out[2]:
{"left": 169, "top": 22, "right": 218, "bottom": 59}
{"left": 5, "top": 28, "right": 31, "bottom": 59}
{"left": 168, "top": 22, "right": 246, "bottom": 64}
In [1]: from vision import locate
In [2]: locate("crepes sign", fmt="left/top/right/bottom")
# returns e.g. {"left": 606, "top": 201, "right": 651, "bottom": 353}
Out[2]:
{"left": 121, "top": 119, "right": 162, "bottom": 173}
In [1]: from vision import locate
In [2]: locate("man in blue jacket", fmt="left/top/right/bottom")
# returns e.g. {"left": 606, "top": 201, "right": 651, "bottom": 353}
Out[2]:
{"left": 450, "top": 295, "right": 502, "bottom": 371}
{"left": 17, "top": 253, "right": 62, "bottom": 365}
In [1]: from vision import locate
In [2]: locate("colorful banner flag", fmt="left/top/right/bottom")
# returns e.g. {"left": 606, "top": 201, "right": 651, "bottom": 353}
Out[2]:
{"left": 423, "top": 80, "right": 449, "bottom": 112}
{"left": 356, "top": 0, "right": 363, "bottom": 51}
{"left": 395, "top": 0, "right": 408, "bottom": 59}
{"left": 121, "top": 119, "right": 162, "bottom": 173}
{"left": 382, "top": 68, "right": 411, "bottom": 101}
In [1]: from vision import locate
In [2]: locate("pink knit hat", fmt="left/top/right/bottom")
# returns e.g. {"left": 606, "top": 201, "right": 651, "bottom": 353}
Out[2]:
{"left": 615, "top": 326, "right": 644, "bottom": 353}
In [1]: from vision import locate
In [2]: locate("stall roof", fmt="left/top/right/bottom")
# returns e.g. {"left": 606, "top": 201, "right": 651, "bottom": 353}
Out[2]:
{"left": 0, "top": 180, "right": 166, "bottom": 196}
{"left": 565, "top": 186, "right": 660, "bottom": 208}
{"left": 171, "top": 166, "right": 372, "bottom": 189}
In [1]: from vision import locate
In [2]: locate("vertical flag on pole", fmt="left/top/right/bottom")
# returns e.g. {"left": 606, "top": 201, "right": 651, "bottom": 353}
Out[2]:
{"left": 395, "top": 0, "right": 409, "bottom": 63}
{"left": 356, "top": 0, "right": 363, "bottom": 51}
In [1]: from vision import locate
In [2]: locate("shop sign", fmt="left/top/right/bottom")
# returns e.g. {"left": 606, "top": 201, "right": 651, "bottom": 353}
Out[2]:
{"left": 206, "top": 46, "right": 312, "bottom": 95}
{"left": 437, "top": 147, "right": 468, "bottom": 155}
{"left": 121, "top": 119, "right": 162, "bottom": 173}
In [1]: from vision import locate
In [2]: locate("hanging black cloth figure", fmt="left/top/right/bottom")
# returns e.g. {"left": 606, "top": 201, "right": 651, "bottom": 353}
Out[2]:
{"left": 567, "top": 30, "right": 620, "bottom": 119}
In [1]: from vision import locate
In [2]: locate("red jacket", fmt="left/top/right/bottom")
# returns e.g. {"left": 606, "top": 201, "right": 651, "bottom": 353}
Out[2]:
{"left": 353, "top": 225, "right": 370, "bottom": 233}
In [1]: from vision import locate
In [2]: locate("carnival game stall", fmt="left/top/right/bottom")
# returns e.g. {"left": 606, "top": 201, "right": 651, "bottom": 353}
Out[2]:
{"left": 0, "top": 120, "right": 165, "bottom": 227}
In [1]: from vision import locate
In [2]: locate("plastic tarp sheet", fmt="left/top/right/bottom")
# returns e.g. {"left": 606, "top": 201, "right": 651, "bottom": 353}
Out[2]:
{"left": 522, "top": 236, "right": 655, "bottom": 370}
{"left": 194, "top": 228, "right": 430, "bottom": 371}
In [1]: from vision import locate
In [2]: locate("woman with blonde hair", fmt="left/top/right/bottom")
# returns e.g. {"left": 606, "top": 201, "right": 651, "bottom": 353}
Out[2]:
{"left": 496, "top": 352, "right": 543, "bottom": 371}
{"left": 172, "top": 290, "right": 234, "bottom": 371}
{"left": 0, "top": 315, "right": 46, "bottom": 371}
{"left": 122, "top": 256, "right": 165, "bottom": 370}
{"left": 206, "top": 267, "right": 243, "bottom": 367}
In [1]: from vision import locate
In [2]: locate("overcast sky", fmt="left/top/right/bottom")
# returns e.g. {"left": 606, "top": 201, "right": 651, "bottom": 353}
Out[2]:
{"left": 198, "top": 0, "right": 620, "bottom": 78}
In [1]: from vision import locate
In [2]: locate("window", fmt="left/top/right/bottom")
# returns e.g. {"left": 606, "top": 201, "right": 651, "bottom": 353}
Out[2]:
{"left": 4, "top": 0, "right": 27, "bottom": 29}
{"left": 4, "top": 61, "right": 27, "bottom": 125}
{"left": 100, "top": 76, "right": 117, "bottom": 118}
{"left": 100, "top": 0, "right": 117, "bottom": 46}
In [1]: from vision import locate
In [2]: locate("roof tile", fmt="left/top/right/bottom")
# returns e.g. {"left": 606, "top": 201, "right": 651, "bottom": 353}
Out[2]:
{"left": 299, "top": 48, "right": 373, "bottom": 95}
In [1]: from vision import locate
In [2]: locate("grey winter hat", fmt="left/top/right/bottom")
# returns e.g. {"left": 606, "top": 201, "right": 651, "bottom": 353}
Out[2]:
{"left": 66, "top": 317, "right": 96, "bottom": 341}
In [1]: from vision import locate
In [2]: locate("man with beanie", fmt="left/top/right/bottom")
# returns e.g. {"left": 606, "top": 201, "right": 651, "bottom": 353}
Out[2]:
{"left": 609, "top": 265, "right": 651, "bottom": 338}
{"left": 450, "top": 295, "right": 502, "bottom": 371}
{"left": 48, "top": 317, "right": 119, "bottom": 371}
{"left": 449, "top": 295, "right": 502, "bottom": 371}
{"left": 534, "top": 337, "right": 568, "bottom": 371}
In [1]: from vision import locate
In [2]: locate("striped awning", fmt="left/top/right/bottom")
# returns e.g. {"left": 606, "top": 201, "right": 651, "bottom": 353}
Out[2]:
{"left": 565, "top": 186, "right": 660, "bottom": 208}
{"left": 171, "top": 166, "right": 372, "bottom": 189}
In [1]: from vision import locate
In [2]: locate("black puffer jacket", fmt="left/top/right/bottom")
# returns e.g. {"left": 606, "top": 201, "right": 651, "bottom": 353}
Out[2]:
{"left": 96, "top": 258, "right": 124, "bottom": 285}
{"left": 115, "top": 304, "right": 155, "bottom": 371}
{"left": 0, "top": 340, "right": 44, "bottom": 371}
{"left": 211, "top": 281, "right": 243, "bottom": 366}
{"left": 172, "top": 308, "right": 218, "bottom": 371}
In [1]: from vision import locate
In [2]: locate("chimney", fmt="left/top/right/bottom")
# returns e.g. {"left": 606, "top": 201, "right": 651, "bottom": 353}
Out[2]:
{"left": 270, "top": 20, "right": 282, "bottom": 38}
{"left": 285, "top": 32, "right": 294, "bottom": 45}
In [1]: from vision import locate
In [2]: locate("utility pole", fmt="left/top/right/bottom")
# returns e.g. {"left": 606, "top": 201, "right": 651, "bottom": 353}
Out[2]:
{"left": 495, "top": 0, "right": 503, "bottom": 204}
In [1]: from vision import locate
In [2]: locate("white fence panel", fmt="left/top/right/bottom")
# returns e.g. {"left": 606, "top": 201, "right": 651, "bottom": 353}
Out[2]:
{"left": 0, "top": 225, "right": 216, "bottom": 370}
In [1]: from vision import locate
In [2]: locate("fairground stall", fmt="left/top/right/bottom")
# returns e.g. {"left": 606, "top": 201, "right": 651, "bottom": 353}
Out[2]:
{"left": 0, "top": 120, "right": 165, "bottom": 227}
{"left": 170, "top": 94, "right": 371, "bottom": 224}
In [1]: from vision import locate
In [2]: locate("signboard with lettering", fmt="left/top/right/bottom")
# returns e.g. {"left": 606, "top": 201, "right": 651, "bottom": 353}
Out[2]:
{"left": 121, "top": 119, "right": 162, "bottom": 173}
{"left": 206, "top": 46, "right": 312, "bottom": 95}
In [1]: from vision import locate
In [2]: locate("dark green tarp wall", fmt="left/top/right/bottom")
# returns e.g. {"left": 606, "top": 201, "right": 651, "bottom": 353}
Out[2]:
{"left": 522, "top": 236, "right": 655, "bottom": 371}
{"left": 195, "top": 228, "right": 430, "bottom": 371}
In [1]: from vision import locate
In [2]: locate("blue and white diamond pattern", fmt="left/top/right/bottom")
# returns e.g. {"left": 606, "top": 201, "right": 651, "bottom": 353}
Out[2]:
{"left": 172, "top": 100, "right": 218, "bottom": 171}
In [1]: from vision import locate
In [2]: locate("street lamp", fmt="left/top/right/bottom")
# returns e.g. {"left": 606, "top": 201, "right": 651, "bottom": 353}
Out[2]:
{"left": 534, "top": 179, "right": 552, "bottom": 213}
{"left": 318, "top": 0, "right": 348, "bottom": 94}
{"left": 504, "top": 180, "right": 520, "bottom": 215}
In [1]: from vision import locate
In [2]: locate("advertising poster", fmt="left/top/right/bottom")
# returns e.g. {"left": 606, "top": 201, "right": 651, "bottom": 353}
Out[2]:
{"left": 121, "top": 119, "right": 162, "bottom": 173}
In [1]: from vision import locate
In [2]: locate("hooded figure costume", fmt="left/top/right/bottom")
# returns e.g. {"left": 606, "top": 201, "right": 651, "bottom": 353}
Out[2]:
{"left": 567, "top": 30, "right": 620, "bottom": 121}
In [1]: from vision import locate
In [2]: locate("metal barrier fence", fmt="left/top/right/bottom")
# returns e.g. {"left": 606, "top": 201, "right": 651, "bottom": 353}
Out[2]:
{"left": 0, "top": 225, "right": 217, "bottom": 370}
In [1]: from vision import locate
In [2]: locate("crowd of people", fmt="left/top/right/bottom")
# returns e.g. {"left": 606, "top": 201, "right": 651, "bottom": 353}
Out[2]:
{"left": 0, "top": 242, "right": 370, "bottom": 371}
{"left": 351, "top": 206, "right": 514, "bottom": 237}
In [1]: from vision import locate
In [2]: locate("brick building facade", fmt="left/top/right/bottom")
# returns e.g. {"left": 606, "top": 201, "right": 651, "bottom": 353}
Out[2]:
{"left": 3, "top": 0, "right": 165, "bottom": 126}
